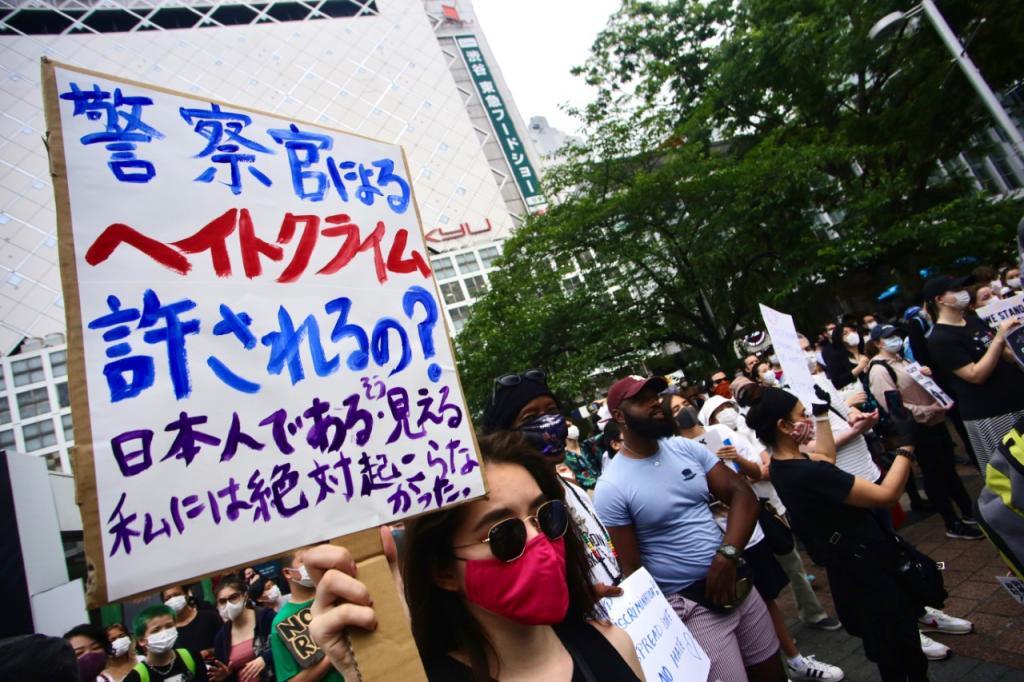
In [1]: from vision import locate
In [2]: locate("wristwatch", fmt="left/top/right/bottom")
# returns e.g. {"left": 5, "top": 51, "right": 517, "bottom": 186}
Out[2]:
{"left": 717, "top": 543, "right": 740, "bottom": 562}
{"left": 893, "top": 448, "right": 916, "bottom": 461}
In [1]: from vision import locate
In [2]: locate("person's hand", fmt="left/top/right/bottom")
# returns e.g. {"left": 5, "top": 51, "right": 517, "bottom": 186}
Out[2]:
{"left": 995, "top": 318, "right": 1021, "bottom": 341}
{"left": 855, "top": 355, "right": 869, "bottom": 371}
{"left": 594, "top": 582, "right": 624, "bottom": 598}
{"left": 207, "top": 660, "right": 230, "bottom": 682}
{"left": 716, "top": 446, "right": 739, "bottom": 461}
{"left": 850, "top": 410, "right": 879, "bottom": 434}
{"left": 919, "top": 366, "right": 933, "bottom": 377}
{"left": 812, "top": 384, "right": 831, "bottom": 416}
{"left": 305, "top": 545, "right": 376, "bottom": 680}
{"left": 845, "top": 390, "right": 867, "bottom": 407}
{"left": 759, "top": 463, "right": 771, "bottom": 482}
{"left": 238, "top": 657, "right": 266, "bottom": 682}
{"left": 705, "top": 554, "right": 738, "bottom": 605}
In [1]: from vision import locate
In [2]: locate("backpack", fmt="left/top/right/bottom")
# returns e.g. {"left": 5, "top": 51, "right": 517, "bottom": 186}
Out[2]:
{"left": 864, "top": 361, "right": 899, "bottom": 438}
{"left": 975, "top": 416, "right": 1024, "bottom": 580}
{"left": 132, "top": 649, "right": 195, "bottom": 682}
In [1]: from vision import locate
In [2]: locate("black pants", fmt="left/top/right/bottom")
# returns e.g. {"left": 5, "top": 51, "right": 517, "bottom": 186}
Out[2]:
{"left": 916, "top": 422, "right": 974, "bottom": 528}
{"left": 879, "top": 661, "right": 929, "bottom": 682}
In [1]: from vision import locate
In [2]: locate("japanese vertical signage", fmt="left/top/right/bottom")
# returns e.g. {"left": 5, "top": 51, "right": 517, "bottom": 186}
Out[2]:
{"left": 455, "top": 35, "right": 548, "bottom": 212}
{"left": 42, "top": 61, "right": 486, "bottom": 603}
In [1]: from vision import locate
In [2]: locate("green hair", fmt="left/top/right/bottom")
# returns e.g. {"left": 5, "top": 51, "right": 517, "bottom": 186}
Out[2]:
{"left": 133, "top": 604, "right": 175, "bottom": 639}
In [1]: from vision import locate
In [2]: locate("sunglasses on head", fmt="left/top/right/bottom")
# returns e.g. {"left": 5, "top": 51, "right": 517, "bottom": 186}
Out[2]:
{"left": 453, "top": 499, "right": 568, "bottom": 562}
{"left": 491, "top": 368, "right": 547, "bottom": 405}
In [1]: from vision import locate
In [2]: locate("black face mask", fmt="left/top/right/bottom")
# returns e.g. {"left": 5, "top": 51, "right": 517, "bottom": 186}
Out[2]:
{"left": 674, "top": 406, "right": 699, "bottom": 431}
{"left": 623, "top": 404, "right": 677, "bottom": 440}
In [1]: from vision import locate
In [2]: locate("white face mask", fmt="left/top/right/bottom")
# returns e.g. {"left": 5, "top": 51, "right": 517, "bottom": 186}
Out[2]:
{"left": 144, "top": 628, "right": 178, "bottom": 654}
{"left": 218, "top": 599, "right": 245, "bottom": 622}
{"left": 882, "top": 337, "right": 903, "bottom": 354}
{"left": 1008, "top": 277, "right": 1022, "bottom": 290}
{"left": 164, "top": 595, "right": 187, "bottom": 615}
{"left": 990, "top": 280, "right": 1002, "bottom": 290}
{"left": 760, "top": 371, "right": 777, "bottom": 386}
{"left": 805, "top": 352, "right": 819, "bottom": 374}
{"left": 843, "top": 331, "right": 860, "bottom": 346}
{"left": 942, "top": 290, "right": 971, "bottom": 310}
{"left": 289, "top": 565, "right": 316, "bottom": 588}
{"left": 111, "top": 636, "right": 131, "bottom": 657}
{"left": 566, "top": 425, "right": 580, "bottom": 440}
{"left": 767, "top": 354, "right": 779, "bottom": 365}
{"left": 715, "top": 407, "right": 739, "bottom": 429}
{"left": 866, "top": 321, "right": 877, "bottom": 330}
{"left": 265, "top": 585, "right": 282, "bottom": 602}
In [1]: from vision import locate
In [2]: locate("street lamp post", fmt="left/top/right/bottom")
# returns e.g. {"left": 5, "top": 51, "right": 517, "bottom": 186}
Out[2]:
{"left": 869, "top": 0, "right": 1024, "bottom": 160}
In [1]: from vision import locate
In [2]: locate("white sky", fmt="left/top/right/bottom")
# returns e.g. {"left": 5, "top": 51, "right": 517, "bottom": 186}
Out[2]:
{"left": 470, "top": 0, "right": 623, "bottom": 136}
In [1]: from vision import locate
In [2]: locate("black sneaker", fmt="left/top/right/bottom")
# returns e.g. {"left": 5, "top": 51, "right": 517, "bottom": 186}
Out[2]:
{"left": 945, "top": 522, "right": 983, "bottom": 540}
{"left": 806, "top": 617, "right": 842, "bottom": 631}
{"left": 961, "top": 516, "right": 979, "bottom": 526}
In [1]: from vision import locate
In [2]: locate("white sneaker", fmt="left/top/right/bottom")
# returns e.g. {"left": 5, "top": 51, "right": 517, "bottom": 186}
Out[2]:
{"left": 918, "top": 606, "right": 973, "bottom": 634}
{"left": 919, "top": 633, "right": 950, "bottom": 660}
{"left": 786, "top": 655, "right": 845, "bottom": 680}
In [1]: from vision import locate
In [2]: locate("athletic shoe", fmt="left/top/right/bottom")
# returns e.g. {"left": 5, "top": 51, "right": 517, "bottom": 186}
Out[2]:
{"left": 805, "top": 617, "right": 842, "bottom": 631}
{"left": 786, "top": 655, "right": 844, "bottom": 681}
{"left": 919, "top": 633, "right": 950, "bottom": 660}
{"left": 918, "top": 606, "right": 973, "bottom": 634}
{"left": 806, "top": 573, "right": 816, "bottom": 584}
{"left": 961, "top": 516, "right": 979, "bottom": 526}
{"left": 945, "top": 522, "right": 984, "bottom": 540}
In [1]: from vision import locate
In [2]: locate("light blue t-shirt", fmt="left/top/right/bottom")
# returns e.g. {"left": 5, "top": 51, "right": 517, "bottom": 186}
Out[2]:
{"left": 594, "top": 436, "right": 723, "bottom": 594}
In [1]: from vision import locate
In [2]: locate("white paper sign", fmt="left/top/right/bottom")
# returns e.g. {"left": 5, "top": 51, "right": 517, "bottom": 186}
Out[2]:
{"left": 47, "top": 64, "right": 486, "bottom": 601}
{"left": 997, "top": 575, "right": 1024, "bottom": 604}
{"left": 601, "top": 568, "right": 711, "bottom": 682}
{"left": 694, "top": 428, "right": 725, "bottom": 458}
{"left": 759, "top": 304, "right": 816, "bottom": 408}
{"left": 904, "top": 362, "right": 954, "bottom": 408}
{"left": 977, "top": 293, "right": 1024, "bottom": 327}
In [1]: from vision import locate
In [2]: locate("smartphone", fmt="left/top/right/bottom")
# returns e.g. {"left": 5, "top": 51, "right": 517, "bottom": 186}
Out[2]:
{"left": 883, "top": 390, "right": 908, "bottom": 422}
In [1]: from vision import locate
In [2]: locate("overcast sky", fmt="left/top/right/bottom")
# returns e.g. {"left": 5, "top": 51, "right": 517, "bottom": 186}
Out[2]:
{"left": 470, "top": 0, "right": 622, "bottom": 136}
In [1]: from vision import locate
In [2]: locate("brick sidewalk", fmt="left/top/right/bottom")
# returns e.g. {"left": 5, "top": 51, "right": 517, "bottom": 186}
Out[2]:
{"left": 773, "top": 463, "right": 1024, "bottom": 681}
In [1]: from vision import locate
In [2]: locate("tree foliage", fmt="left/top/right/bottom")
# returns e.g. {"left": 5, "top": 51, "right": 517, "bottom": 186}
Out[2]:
{"left": 455, "top": 0, "right": 1023, "bottom": 413}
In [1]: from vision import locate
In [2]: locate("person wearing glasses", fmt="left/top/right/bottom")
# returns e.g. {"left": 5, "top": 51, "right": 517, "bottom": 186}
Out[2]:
{"left": 481, "top": 367, "right": 625, "bottom": 597}
{"left": 302, "top": 432, "right": 645, "bottom": 681}
{"left": 706, "top": 370, "right": 733, "bottom": 399}
{"left": 208, "top": 575, "right": 276, "bottom": 682}
{"left": 594, "top": 376, "right": 788, "bottom": 682}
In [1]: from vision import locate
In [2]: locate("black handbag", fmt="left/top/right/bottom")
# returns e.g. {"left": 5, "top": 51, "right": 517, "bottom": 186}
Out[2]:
{"left": 679, "top": 558, "right": 755, "bottom": 614}
{"left": 891, "top": 533, "right": 948, "bottom": 609}
{"left": 758, "top": 499, "right": 796, "bottom": 555}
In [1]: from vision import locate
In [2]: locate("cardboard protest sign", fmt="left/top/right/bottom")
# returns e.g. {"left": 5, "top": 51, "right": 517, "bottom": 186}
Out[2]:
{"left": 903, "top": 362, "right": 954, "bottom": 408}
{"left": 601, "top": 568, "right": 710, "bottom": 682}
{"left": 759, "top": 304, "right": 817, "bottom": 408}
{"left": 40, "top": 60, "right": 487, "bottom": 612}
{"left": 977, "top": 293, "right": 1024, "bottom": 327}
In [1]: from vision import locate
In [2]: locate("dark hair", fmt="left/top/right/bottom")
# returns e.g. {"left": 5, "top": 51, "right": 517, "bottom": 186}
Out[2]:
{"left": 62, "top": 623, "right": 112, "bottom": 656}
{"left": 830, "top": 323, "right": 864, "bottom": 358}
{"left": 603, "top": 421, "right": 623, "bottom": 455}
{"left": 402, "top": 431, "right": 601, "bottom": 682}
{"left": 744, "top": 387, "right": 799, "bottom": 448}
{"left": 973, "top": 265, "right": 998, "bottom": 283}
{"left": 216, "top": 574, "right": 251, "bottom": 608}
{"left": 105, "top": 622, "right": 129, "bottom": 639}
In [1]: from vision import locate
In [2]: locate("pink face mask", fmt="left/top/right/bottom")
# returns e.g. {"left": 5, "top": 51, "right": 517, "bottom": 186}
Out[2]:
{"left": 788, "top": 418, "right": 816, "bottom": 445}
{"left": 463, "top": 534, "right": 570, "bottom": 626}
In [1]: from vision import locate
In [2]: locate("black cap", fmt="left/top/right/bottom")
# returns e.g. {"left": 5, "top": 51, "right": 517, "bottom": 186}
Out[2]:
{"left": 869, "top": 324, "right": 899, "bottom": 342}
{"left": 922, "top": 274, "right": 975, "bottom": 304}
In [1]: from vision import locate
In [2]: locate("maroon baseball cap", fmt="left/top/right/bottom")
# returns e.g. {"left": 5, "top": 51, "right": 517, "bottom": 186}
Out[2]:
{"left": 606, "top": 375, "right": 669, "bottom": 411}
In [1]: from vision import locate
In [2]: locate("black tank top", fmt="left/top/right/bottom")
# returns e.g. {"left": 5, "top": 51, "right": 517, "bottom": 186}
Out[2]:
{"left": 423, "top": 620, "right": 640, "bottom": 682}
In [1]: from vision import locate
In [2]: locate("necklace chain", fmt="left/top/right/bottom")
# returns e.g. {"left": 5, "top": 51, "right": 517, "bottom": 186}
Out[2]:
{"left": 149, "top": 652, "right": 177, "bottom": 675}
{"left": 621, "top": 443, "right": 660, "bottom": 466}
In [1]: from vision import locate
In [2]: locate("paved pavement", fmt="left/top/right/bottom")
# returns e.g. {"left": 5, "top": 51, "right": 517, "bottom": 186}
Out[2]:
{"left": 772, "top": 461, "right": 1024, "bottom": 681}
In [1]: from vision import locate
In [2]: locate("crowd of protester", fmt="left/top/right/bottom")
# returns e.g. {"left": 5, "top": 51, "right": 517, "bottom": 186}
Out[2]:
{"left": 32, "top": 264, "right": 1024, "bottom": 682}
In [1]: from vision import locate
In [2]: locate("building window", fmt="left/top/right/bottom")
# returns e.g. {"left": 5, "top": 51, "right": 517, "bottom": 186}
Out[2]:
{"left": 57, "top": 382, "right": 70, "bottom": 408}
{"left": 450, "top": 306, "right": 471, "bottom": 331}
{"left": 439, "top": 282, "right": 466, "bottom": 305}
{"left": 432, "top": 257, "right": 456, "bottom": 280}
{"left": 0, "top": 366, "right": 5, "bottom": 392}
{"left": 43, "top": 452, "right": 63, "bottom": 473}
{"left": 455, "top": 253, "right": 480, "bottom": 274}
{"left": 23, "top": 420, "right": 57, "bottom": 452}
{"left": 464, "top": 275, "right": 488, "bottom": 298}
{"left": 577, "top": 250, "right": 595, "bottom": 269}
{"left": 12, "top": 356, "right": 45, "bottom": 387}
{"left": 0, "top": 429, "right": 14, "bottom": 452}
{"left": 17, "top": 388, "right": 51, "bottom": 419}
{"left": 0, "top": 396, "right": 9, "bottom": 426}
{"left": 564, "top": 276, "right": 581, "bottom": 294}
{"left": 50, "top": 350, "right": 68, "bottom": 377}
{"left": 62, "top": 413, "right": 74, "bottom": 442}
{"left": 480, "top": 246, "right": 500, "bottom": 269}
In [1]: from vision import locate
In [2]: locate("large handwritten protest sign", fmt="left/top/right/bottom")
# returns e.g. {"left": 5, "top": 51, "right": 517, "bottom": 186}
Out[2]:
{"left": 602, "top": 568, "right": 710, "bottom": 682}
{"left": 41, "top": 60, "right": 486, "bottom": 617}
{"left": 977, "top": 293, "right": 1024, "bottom": 327}
{"left": 759, "top": 304, "right": 817, "bottom": 408}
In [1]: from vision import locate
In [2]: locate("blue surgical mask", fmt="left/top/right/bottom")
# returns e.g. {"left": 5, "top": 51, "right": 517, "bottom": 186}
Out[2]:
{"left": 516, "top": 413, "right": 568, "bottom": 456}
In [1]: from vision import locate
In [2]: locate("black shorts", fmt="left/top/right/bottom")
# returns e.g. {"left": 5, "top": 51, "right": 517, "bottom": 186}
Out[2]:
{"left": 743, "top": 540, "right": 789, "bottom": 601}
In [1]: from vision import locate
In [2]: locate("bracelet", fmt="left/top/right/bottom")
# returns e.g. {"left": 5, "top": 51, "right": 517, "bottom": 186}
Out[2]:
{"left": 814, "top": 416, "right": 830, "bottom": 423}
{"left": 893, "top": 448, "right": 916, "bottom": 461}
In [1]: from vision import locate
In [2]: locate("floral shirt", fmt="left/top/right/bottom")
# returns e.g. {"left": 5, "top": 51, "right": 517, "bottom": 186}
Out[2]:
{"left": 565, "top": 439, "right": 603, "bottom": 490}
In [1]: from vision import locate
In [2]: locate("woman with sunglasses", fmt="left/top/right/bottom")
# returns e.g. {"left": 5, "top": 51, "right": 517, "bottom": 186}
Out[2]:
{"left": 304, "top": 432, "right": 645, "bottom": 682}
{"left": 208, "top": 576, "right": 276, "bottom": 682}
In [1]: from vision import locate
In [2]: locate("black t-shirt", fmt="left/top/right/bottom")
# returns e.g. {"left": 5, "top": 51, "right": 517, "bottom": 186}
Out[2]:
{"left": 927, "top": 317, "right": 1024, "bottom": 421}
{"left": 123, "top": 651, "right": 206, "bottom": 682}
{"left": 175, "top": 609, "right": 223, "bottom": 661}
{"left": 770, "top": 456, "right": 884, "bottom": 562}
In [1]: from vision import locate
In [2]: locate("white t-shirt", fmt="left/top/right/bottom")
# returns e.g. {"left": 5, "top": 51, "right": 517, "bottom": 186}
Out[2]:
{"left": 561, "top": 478, "right": 623, "bottom": 586}
{"left": 697, "top": 425, "right": 767, "bottom": 548}
{"left": 705, "top": 424, "right": 788, "bottom": 516}
{"left": 812, "top": 374, "right": 881, "bottom": 482}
